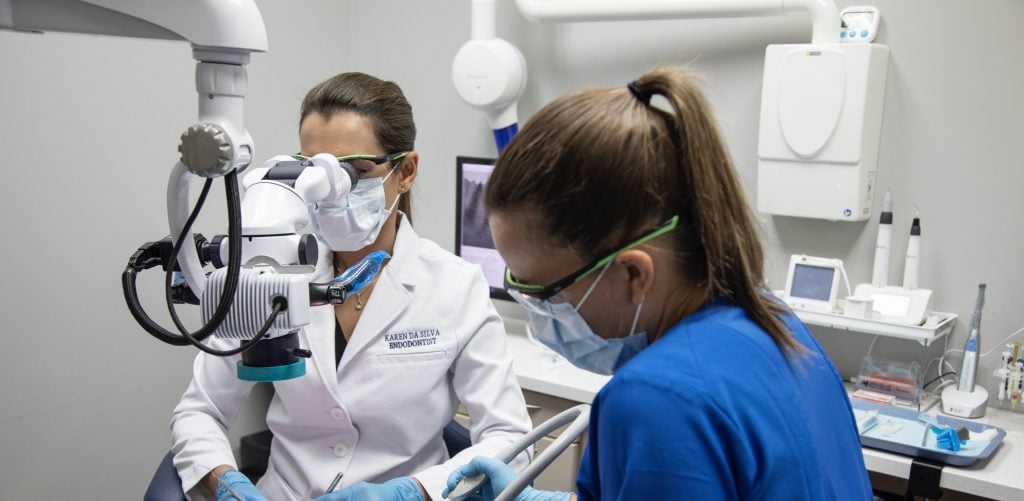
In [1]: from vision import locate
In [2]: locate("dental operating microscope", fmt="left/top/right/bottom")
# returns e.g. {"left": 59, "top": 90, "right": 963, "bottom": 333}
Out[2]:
{"left": 123, "top": 153, "right": 387, "bottom": 381}
{"left": 1, "top": 0, "right": 382, "bottom": 382}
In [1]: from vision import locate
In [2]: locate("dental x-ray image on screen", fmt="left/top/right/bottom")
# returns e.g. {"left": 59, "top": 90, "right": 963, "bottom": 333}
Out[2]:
{"left": 456, "top": 156, "right": 510, "bottom": 300}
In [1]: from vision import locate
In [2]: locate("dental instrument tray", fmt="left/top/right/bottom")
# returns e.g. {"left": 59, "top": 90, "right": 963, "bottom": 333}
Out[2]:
{"left": 851, "top": 400, "right": 1006, "bottom": 466}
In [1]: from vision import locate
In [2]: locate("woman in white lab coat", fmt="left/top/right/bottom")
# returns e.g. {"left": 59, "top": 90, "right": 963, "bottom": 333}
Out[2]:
{"left": 170, "top": 72, "right": 532, "bottom": 501}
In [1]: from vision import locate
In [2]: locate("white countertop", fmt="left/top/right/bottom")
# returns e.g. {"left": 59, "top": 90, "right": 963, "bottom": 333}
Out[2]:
{"left": 505, "top": 333, "right": 610, "bottom": 404}
{"left": 504, "top": 332, "right": 1024, "bottom": 498}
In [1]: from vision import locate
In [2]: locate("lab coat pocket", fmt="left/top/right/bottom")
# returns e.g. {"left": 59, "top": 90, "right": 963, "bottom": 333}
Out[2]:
{"left": 259, "top": 460, "right": 304, "bottom": 501}
{"left": 375, "top": 350, "right": 449, "bottom": 365}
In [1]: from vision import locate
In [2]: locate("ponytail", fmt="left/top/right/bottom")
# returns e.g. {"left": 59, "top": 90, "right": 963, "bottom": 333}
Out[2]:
{"left": 631, "top": 67, "right": 799, "bottom": 356}
{"left": 489, "top": 66, "right": 801, "bottom": 358}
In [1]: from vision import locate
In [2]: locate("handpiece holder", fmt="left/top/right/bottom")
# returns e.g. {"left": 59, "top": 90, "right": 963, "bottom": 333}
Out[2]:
{"left": 447, "top": 404, "right": 591, "bottom": 501}
{"left": 942, "top": 284, "right": 988, "bottom": 418}
{"left": 940, "top": 386, "right": 989, "bottom": 419}
{"left": 850, "top": 284, "right": 932, "bottom": 326}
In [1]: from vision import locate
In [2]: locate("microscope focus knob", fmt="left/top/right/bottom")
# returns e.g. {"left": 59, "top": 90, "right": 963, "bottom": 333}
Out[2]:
{"left": 179, "top": 123, "right": 234, "bottom": 178}
{"left": 298, "top": 234, "right": 319, "bottom": 267}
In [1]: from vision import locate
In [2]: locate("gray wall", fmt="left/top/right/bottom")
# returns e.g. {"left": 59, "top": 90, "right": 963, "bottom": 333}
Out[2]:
{"left": 0, "top": 1, "right": 350, "bottom": 498}
{"left": 1, "top": 0, "right": 1021, "bottom": 498}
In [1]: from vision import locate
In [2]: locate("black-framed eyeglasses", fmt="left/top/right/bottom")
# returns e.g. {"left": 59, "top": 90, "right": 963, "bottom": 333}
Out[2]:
{"left": 504, "top": 215, "right": 679, "bottom": 301}
{"left": 292, "top": 152, "right": 410, "bottom": 178}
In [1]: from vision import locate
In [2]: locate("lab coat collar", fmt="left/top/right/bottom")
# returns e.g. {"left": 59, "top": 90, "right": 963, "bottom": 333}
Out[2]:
{"left": 308, "top": 214, "right": 420, "bottom": 393}
{"left": 384, "top": 212, "right": 419, "bottom": 288}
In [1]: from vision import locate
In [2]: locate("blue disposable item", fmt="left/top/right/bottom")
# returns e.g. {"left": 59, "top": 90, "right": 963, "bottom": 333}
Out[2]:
{"left": 935, "top": 427, "right": 963, "bottom": 452}
{"left": 313, "top": 477, "right": 423, "bottom": 501}
{"left": 331, "top": 250, "right": 390, "bottom": 291}
{"left": 215, "top": 470, "right": 267, "bottom": 501}
{"left": 443, "top": 457, "right": 571, "bottom": 501}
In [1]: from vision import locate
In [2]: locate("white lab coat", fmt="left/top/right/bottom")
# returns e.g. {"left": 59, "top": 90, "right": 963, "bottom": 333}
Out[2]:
{"left": 171, "top": 217, "right": 532, "bottom": 500}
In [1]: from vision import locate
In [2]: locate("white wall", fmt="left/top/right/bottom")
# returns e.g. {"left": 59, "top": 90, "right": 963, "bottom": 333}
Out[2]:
{"left": 0, "top": 1, "right": 350, "bottom": 498}
{"left": 1, "top": 0, "right": 1021, "bottom": 498}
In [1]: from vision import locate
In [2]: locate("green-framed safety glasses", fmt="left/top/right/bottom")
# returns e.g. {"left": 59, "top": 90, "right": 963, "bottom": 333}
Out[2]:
{"left": 505, "top": 215, "right": 680, "bottom": 301}
{"left": 292, "top": 152, "right": 410, "bottom": 178}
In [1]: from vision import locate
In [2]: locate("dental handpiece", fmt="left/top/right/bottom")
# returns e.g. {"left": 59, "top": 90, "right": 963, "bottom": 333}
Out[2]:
{"left": 902, "top": 210, "right": 921, "bottom": 290}
{"left": 872, "top": 190, "right": 893, "bottom": 287}
{"left": 957, "top": 284, "right": 985, "bottom": 392}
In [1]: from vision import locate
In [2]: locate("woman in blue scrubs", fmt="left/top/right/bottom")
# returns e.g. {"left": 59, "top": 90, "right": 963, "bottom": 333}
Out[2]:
{"left": 445, "top": 66, "right": 873, "bottom": 500}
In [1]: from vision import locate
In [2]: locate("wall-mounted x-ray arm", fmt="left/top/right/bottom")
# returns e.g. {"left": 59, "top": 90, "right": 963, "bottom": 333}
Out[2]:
{"left": 451, "top": 0, "right": 840, "bottom": 154}
{"left": 515, "top": 0, "right": 840, "bottom": 44}
{"left": 451, "top": 0, "right": 527, "bottom": 152}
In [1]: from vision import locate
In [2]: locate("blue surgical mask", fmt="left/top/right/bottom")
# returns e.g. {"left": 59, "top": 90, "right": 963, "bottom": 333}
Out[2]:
{"left": 312, "top": 168, "right": 399, "bottom": 251}
{"left": 526, "top": 263, "right": 649, "bottom": 375}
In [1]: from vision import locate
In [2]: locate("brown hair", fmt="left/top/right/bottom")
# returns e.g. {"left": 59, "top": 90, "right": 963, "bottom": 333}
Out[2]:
{"left": 487, "top": 66, "right": 800, "bottom": 357}
{"left": 300, "top": 72, "right": 416, "bottom": 219}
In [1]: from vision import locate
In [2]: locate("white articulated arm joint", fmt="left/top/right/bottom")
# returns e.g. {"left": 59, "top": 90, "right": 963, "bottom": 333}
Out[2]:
{"left": 0, "top": 0, "right": 267, "bottom": 54}
{"left": 0, "top": 0, "right": 267, "bottom": 177}
{"left": 785, "top": 0, "right": 840, "bottom": 44}
{"left": 87, "top": 0, "right": 267, "bottom": 51}
{"left": 181, "top": 57, "right": 254, "bottom": 178}
{"left": 0, "top": 0, "right": 268, "bottom": 51}
{"left": 514, "top": 0, "right": 840, "bottom": 43}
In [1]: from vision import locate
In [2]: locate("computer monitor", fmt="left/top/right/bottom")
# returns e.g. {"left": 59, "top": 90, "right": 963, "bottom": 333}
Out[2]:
{"left": 455, "top": 156, "right": 511, "bottom": 301}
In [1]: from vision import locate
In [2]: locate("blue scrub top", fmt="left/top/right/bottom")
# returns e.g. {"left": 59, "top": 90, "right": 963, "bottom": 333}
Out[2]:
{"left": 576, "top": 300, "right": 872, "bottom": 500}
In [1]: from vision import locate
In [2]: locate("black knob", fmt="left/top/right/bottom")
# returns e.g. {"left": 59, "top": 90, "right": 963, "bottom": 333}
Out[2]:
{"left": 298, "top": 234, "right": 319, "bottom": 266}
{"left": 201, "top": 234, "right": 227, "bottom": 268}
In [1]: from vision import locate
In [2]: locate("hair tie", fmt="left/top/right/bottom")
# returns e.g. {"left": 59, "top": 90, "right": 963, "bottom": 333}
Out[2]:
{"left": 627, "top": 80, "right": 652, "bottom": 106}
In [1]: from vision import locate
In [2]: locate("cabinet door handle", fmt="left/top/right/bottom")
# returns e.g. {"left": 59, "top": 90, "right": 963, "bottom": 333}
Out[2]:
{"left": 526, "top": 404, "right": 542, "bottom": 413}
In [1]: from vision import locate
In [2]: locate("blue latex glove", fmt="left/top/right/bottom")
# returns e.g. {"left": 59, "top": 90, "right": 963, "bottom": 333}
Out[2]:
{"left": 313, "top": 476, "right": 424, "bottom": 501}
{"left": 215, "top": 470, "right": 267, "bottom": 501}
{"left": 442, "top": 457, "right": 570, "bottom": 501}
